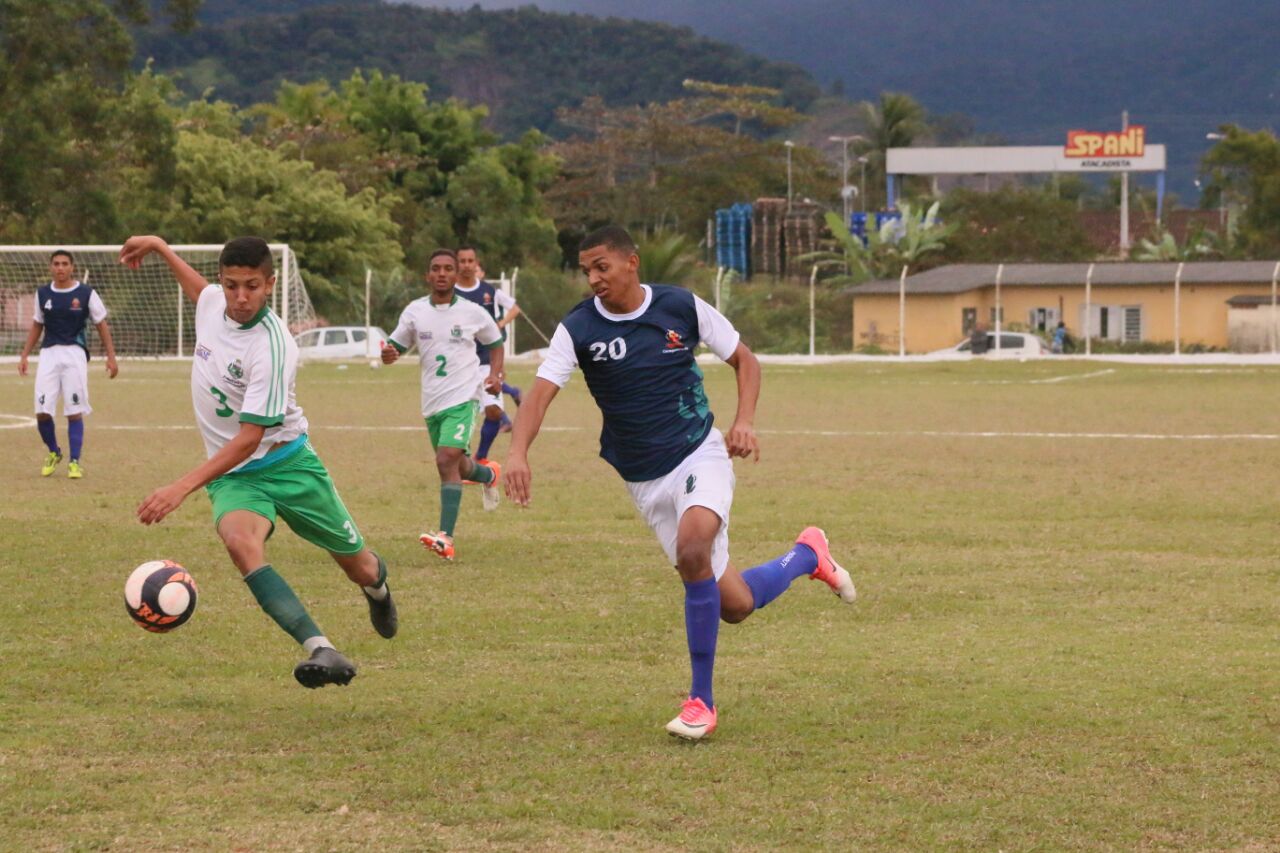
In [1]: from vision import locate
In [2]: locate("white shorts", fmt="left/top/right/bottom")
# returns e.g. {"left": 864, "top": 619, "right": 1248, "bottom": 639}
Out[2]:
{"left": 34, "top": 345, "right": 91, "bottom": 417}
{"left": 479, "top": 386, "right": 505, "bottom": 412}
{"left": 626, "top": 429, "right": 735, "bottom": 579}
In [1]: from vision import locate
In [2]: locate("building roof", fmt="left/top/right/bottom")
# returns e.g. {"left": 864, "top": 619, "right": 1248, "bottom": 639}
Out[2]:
{"left": 853, "top": 261, "right": 1280, "bottom": 296}
{"left": 1225, "top": 294, "right": 1280, "bottom": 307}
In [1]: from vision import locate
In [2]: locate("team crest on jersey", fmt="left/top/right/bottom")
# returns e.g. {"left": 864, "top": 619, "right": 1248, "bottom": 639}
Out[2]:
{"left": 483, "top": 293, "right": 492, "bottom": 304}
{"left": 451, "top": 325, "right": 462, "bottom": 338}
{"left": 195, "top": 343, "right": 212, "bottom": 361}
{"left": 227, "top": 359, "right": 244, "bottom": 380}
{"left": 70, "top": 298, "right": 82, "bottom": 311}
{"left": 665, "top": 329, "right": 688, "bottom": 351}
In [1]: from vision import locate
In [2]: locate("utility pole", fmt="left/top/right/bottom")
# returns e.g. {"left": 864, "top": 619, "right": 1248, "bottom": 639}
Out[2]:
{"left": 829, "top": 135, "right": 865, "bottom": 226}
{"left": 1120, "top": 110, "right": 1130, "bottom": 255}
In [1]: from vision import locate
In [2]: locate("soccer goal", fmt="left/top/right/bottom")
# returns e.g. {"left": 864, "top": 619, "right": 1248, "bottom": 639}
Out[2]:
{"left": 0, "top": 244, "right": 317, "bottom": 357}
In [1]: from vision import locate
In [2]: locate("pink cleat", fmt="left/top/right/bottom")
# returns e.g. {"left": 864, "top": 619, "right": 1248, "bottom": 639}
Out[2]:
{"left": 796, "top": 526, "right": 857, "bottom": 603}
{"left": 665, "top": 696, "right": 718, "bottom": 740}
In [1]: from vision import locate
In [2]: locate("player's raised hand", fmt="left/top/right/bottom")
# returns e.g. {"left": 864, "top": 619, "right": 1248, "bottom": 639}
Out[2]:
{"left": 725, "top": 421, "right": 760, "bottom": 462}
{"left": 118, "top": 235, "right": 161, "bottom": 270}
{"left": 380, "top": 341, "right": 399, "bottom": 365}
{"left": 504, "top": 454, "right": 533, "bottom": 507}
{"left": 137, "top": 483, "right": 188, "bottom": 525}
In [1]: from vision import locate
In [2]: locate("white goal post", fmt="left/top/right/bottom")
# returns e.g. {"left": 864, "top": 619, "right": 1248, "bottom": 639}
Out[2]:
{"left": 0, "top": 244, "right": 317, "bottom": 358}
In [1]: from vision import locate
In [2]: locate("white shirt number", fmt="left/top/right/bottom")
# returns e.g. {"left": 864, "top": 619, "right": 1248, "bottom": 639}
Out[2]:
{"left": 589, "top": 337, "right": 627, "bottom": 362}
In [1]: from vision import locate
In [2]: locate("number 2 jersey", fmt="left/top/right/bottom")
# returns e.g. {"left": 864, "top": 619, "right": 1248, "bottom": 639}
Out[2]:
{"left": 537, "top": 284, "right": 740, "bottom": 482}
{"left": 388, "top": 294, "right": 503, "bottom": 417}
{"left": 191, "top": 285, "right": 307, "bottom": 469}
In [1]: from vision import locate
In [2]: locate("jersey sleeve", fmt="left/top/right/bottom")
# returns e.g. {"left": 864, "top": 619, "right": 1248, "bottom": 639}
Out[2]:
{"left": 494, "top": 289, "right": 517, "bottom": 312}
{"left": 88, "top": 290, "right": 108, "bottom": 324}
{"left": 475, "top": 309, "right": 503, "bottom": 350}
{"left": 388, "top": 306, "right": 415, "bottom": 353}
{"left": 239, "top": 331, "right": 290, "bottom": 427}
{"left": 693, "top": 295, "right": 741, "bottom": 361}
{"left": 32, "top": 295, "right": 43, "bottom": 324}
{"left": 534, "top": 323, "right": 578, "bottom": 387}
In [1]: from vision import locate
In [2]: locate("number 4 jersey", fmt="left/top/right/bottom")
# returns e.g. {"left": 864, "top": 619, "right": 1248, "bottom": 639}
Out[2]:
{"left": 191, "top": 285, "right": 307, "bottom": 468}
{"left": 537, "top": 284, "right": 740, "bottom": 482}
{"left": 388, "top": 294, "right": 503, "bottom": 417}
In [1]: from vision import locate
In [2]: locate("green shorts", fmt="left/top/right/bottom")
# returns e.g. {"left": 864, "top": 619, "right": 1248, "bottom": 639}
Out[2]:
{"left": 205, "top": 439, "right": 365, "bottom": 555}
{"left": 426, "top": 400, "right": 478, "bottom": 451}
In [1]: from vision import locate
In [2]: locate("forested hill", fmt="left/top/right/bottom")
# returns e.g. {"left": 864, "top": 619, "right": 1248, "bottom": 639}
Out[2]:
{"left": 135, "top": 1, "right": 820, "bottom": 137}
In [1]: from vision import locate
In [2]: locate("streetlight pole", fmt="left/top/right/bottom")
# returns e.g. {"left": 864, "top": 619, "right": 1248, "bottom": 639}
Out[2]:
{"left": 858, "top": 155, "right": 870, "bottom": 212}
{"left": 1206, "top": 132, "right": 1228, "bottom": 232}
{"left": 784, "top": 140, "right": 795, "bottom": 209}
{"left": 829, "top": 134, "right": 866, "bottom": 226}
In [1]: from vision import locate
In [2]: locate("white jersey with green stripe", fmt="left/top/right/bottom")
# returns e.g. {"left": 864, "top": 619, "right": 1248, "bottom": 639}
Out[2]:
{"left": 389, "top": 293, "right": 502, "bottom": 417}
{"left": 190, "top": 285, "right": 307, "bottom": 469}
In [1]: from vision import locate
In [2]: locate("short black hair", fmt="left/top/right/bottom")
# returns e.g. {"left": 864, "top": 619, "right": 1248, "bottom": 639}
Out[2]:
{"left": 456, "top": 245, "right": 478, "bottom": 257}
{"left": 50, "top": 250, "right": 73, "bottom": 264}
{"left": 579, "top": 225, "right": 637, "bottom": 256}
{"left": 428, "top": 248, "right": 458, "bottom": 265}
{"left": 219, "top": 236, "right": 274, "bottom": 273}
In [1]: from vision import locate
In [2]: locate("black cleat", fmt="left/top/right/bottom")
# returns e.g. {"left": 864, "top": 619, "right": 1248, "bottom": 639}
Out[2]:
{"left": 365, "top": 586, "right": 398, "bottom": 639}
{"left": 293, "top": 646, "right": 357, "bottom": 688}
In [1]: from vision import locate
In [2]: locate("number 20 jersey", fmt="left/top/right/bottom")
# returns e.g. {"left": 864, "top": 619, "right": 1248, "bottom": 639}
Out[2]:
{"left": 191, "top": 285, "right": 307, "bottom": 468}
{"left": 538, "top": 284, "right": 740, "bottom": 482}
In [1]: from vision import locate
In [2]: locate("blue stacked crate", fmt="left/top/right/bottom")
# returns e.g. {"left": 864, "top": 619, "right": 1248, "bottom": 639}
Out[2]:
{"left": 850, "top": 212, "right": 869, "bottom": 246}
{"left": 714, "top": 203, "right": 752, "bottom": 277}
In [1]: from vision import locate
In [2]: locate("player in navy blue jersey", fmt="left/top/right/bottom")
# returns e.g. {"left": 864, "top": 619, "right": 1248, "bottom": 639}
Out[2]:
{"left": 17, "top": 250, "right": 119, "bottom": 478}
{"left": 454, "top": 246, "right": 522, "bottom": 462}
{"left": 504, "top": 225, "right": 857, "bottom": 740}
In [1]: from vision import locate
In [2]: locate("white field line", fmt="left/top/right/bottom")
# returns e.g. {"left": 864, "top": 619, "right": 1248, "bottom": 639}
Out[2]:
{"left": 3, "top": 416, "right": 1279, "bottom": 442}
{"left": 1027, "top": 369, "right": 1115, "bottom": 384}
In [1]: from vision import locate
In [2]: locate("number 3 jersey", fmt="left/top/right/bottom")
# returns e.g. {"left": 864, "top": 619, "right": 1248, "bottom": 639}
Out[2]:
{"left": 537, "top": 284, "right": 740, "bottom": 482}
{"left": 191, "top": 285, "right": 307, "bottom": 468}
{"left": 389, "top": 294, "right": 503, "bottom": 417}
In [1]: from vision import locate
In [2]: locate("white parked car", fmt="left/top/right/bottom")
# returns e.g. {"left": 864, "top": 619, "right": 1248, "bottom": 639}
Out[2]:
{"left": 295, "top": 326, "right": 388, "bottom": 361}
{"left": 932, "top": 331, "right": 1050, "bottom": 358}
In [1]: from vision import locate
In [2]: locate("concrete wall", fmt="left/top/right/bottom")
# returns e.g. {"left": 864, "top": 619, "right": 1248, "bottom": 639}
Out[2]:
{"left": 853, "top": 282, "right": 1280, "bottom": 353}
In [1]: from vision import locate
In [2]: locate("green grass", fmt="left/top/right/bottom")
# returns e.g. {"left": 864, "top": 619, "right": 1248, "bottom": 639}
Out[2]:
{"left": 1, "top": 359, "right": 1278, "bottom": 850}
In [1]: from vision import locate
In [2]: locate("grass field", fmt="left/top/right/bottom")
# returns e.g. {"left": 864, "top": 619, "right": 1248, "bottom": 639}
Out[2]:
{"left": 1, "top": 358, "right": 1278, "bottom": 851}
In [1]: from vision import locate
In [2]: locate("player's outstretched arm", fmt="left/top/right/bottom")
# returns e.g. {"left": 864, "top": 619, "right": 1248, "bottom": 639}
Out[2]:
{"left": 484, "top": 346, "right": 505, "bottom": 394}
{"left": 119, "top": 236, "right": 210, "bottom": 305}
{"left": 504, "top": 377, "right": 560, "bottom": 507}
{"left": 724, "top": 341, "right": 761, "bottom": 462}
{"left": 16, "top": 322, "right": 41, "bottom": 376}
{"left": 137, "top": 422, "right": 266, "bottom": 525}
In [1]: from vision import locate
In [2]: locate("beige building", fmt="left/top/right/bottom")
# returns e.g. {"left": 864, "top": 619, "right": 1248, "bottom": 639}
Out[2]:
{"left": 852, "top": 262, "right": 1280, "bottom": 353}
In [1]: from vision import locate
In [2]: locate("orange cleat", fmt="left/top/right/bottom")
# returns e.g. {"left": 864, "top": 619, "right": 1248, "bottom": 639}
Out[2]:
{"left": 796, "top": 526, "right": 857, "bottom": 603}
{"left": 665, "top": 696, "right": 718, "bottom": 740}
{"left": 480, "top": 459, "right": 501, "bottom": 511}
{"left": 419, "top": 530, "right": 455, "bottom": 560}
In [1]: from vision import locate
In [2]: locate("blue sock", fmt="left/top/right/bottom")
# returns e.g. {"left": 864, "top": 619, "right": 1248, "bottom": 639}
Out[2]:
{"left": 37, "top": 419, "right": 59, "bottom": 454}
{"left": 741, "top": 544, "right": 819, "bottom": 611}
{"left": 684, "top": 577, "right": 720, "bottom": 709}
{"left": 500, "top": 412, "right": 512, "bottom": 428}
{"left": 502, "top": 382, "right": 521, "bottom": 404}
{"left": 476, "top": 417, "right": 500, "bottom": 459}
{"left": 68, "top": 419, "right": 84, "bottom": 461}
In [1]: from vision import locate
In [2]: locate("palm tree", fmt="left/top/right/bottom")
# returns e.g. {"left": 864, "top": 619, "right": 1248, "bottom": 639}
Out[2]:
{"left": 856, "top": 92, "right": 927, "bottom": 208}
{"left": 637, "top": 231, "right": 699, "bottom": 285}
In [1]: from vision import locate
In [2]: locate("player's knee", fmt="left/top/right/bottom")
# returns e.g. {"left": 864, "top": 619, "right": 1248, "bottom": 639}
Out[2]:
{"left": 675, "top": 541, "right": 714, "bottom": 582}
{"left": 220, "top": 529, "right": 264, "bottom": 567}
{"left": 36, "top": 413, "right": 52, "bottom": 422}
{"left": 721, "top": 601, "right": 752, "bottom": 624}
{"left": 485, "top": 406, "right": 502, "bottom": 420}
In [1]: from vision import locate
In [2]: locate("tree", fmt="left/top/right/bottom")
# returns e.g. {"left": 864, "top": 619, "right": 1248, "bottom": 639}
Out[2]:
{"left": 855, "top": 92, "right": 927, "bottom": 208}
{"left": 1201, "top": 125, "right": 1280, "bottom": 256}
{"left": 940, "top": 186, "right": 1095, "bottom": 262}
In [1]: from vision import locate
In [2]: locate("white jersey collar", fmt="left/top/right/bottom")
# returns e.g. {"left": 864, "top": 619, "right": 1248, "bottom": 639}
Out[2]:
{"left": 593, "top": 284, "right": 652, "bottom": 322}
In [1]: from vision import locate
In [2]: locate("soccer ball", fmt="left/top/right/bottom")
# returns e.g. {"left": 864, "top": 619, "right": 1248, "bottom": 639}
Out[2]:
{"left": 124, "top": 560, "right": 198, "bottom": 632}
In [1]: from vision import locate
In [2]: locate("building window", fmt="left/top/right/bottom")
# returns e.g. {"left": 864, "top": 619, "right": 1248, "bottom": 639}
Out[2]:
{"left": 989, "top": 307, "right": 1004, "bottom": 327}
{"left": 1123, "top": 306, "right": 1142, "bottom": 342}
{"left": 962, "top": 307, "right": 977, "bottom": 335}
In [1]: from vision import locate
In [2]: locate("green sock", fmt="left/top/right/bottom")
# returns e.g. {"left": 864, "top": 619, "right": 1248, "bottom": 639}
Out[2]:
{"left": 467, "top": 460, "right": 494, "bottom": 485}
{"left": 244, "top": 565, "right": 325, "bottom": 647}
{"left": 440, "top": 483, "right": 463, "bottom": 536}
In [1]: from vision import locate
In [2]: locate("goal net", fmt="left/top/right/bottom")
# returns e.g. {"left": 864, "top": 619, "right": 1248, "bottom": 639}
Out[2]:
{"left": 0, "top": 244, "right": 317, "bottom": 357}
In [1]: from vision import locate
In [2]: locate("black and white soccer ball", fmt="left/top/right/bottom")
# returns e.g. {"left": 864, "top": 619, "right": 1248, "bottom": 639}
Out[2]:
{"left": 124, "top": 560, "right": 198, "bottom": 632}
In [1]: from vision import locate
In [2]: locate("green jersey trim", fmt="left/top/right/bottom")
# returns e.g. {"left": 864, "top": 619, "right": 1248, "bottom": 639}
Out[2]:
{"left": 240, "top": 412, "right": 284, "bottom": 427}
{"left": 263, "top": 313, "right": 286, "bottom": 417}
{"left": 236, "top": 304, "right": 271, "bottom": 330}
{"left": 483, "top": 338, "right": 504, "bottom": 350}
{"left": 389, "top": 338, "right": 408, "bottom": 354}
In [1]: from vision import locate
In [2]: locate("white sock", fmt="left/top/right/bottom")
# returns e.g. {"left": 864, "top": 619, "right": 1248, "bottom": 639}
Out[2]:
{"left": 363, "top": 582, "right": 388, "bottom": 601}
{"left": 302, "top": 636, "right": 335, "bottom": 654}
